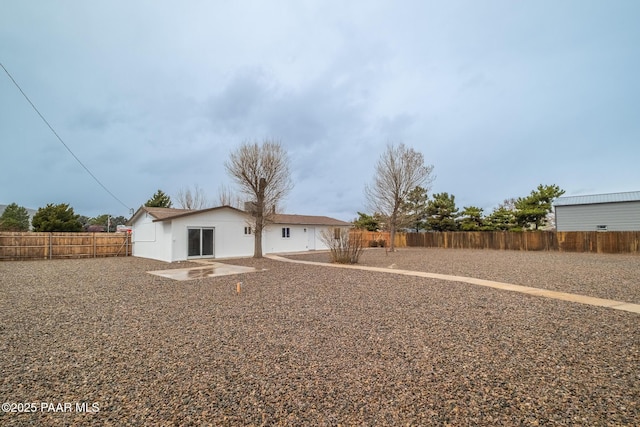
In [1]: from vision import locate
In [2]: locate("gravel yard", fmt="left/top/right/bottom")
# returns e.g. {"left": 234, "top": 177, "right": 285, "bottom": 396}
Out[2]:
{"left": 290, "top": 247, "right": 640, "bottom": 304}
{"left": 1, "top": 251, "right": 638, "bottom": 426}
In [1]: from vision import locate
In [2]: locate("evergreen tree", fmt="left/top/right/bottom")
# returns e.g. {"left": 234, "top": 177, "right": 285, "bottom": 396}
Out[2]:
{"left": 32, "top": 203, "right": 82, "bottom": 232}
{"left": 401, "top": 186, "right": 429, "bottom": 232}
{"left": 484, "top": 206, "right": 517, "bottom": 231}
{"left": 515, "top": 184, "right": 565, "bottom": 230}
{"left": 77, "top": 215, "right": 91, "bottom": 227}
{"left": 0, "top": 203, "right": 30, "bottom": 231}
{"left": 87, "top": 214, "right": 126, "bottom": 232}
{"left": 111, "top": 216, "right": 128, "bottom": 230}
{"left": 426, "top": 192, "right": 459, "bottom": 231}
{"left": 458, "top": 206, "right": 484, "bottom": 231}
{"left": 353, "top": 212, "right": 380, "bottom": 231}
{"left": 145, "top": 189, "right": 172, "bottom": 208}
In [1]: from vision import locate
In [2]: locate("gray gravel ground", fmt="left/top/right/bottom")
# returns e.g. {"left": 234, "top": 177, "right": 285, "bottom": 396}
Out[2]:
{"left": 290, "top": 247, "right": 640, "bottom": 304}
{"left": 0, "top": 251, "right": 638, "bottom": 426}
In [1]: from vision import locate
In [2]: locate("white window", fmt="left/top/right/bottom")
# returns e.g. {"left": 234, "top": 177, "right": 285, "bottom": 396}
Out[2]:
{"left": 282, "top": 227, "right": 290, "bottom": 238}
{"left": 596, "top": 225, "right": 608, "bottom": 232}
{"left": 244, "top": 226, "right": 252, "bottom": 235}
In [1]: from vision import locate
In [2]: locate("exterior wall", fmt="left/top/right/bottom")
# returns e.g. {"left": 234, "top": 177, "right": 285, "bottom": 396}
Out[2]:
{"left": 131, "top": 212, "right": 173, "bottom": 262}
{"left": 263, "top": 224, "right": 307, "bottom": 254}
{"left": 132, "top": 206, "right": 352, "bottom": 262}
{"left": 263, "top": 224, "right": 351, "bottom": 254}
{"left": 555, "top": 201, "right": 640, "bottom": 231}
{"left": 170, "top": 209, "right": 254, "bottom": 261}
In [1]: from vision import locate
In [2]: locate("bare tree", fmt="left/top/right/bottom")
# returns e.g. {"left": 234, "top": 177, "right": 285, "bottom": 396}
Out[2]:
{"left": 499, "top": 197, "right": 517, "bottom": 211}
{"left": 216, "top": 184, "right": 243, "bottom": 209}
{"left": 225, "top": 139, "right": 293, "bottom": 258}
{"left": 365, "top": 142, "right": 435, "bottom": 251}
{"left": 175, "top": 184, "right": 209, "bottom": 209}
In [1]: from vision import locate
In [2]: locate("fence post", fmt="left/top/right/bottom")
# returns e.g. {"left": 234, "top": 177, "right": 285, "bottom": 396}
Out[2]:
{"left": 93, "top": 233, "right": 96, "bottom": 258}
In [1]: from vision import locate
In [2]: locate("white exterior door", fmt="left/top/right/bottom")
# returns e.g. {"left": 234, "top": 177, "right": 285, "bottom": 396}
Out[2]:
{"left": 307, "top": 227, "right": 315, "bottom": 250}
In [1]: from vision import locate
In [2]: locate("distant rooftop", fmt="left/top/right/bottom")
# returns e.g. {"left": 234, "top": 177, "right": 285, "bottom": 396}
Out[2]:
{"left": 554, "top": 191, "right": 640, "bottom": 207}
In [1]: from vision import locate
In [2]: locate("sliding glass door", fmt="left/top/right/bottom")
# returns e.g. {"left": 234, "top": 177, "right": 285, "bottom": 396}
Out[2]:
{"left": 187, "top": 227, "right": 214, "bottom": 258}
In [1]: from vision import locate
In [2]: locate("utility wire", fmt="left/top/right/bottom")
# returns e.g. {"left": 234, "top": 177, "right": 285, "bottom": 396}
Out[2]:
{"left": 1, "top": 61, "right": 131, "bottom": 212}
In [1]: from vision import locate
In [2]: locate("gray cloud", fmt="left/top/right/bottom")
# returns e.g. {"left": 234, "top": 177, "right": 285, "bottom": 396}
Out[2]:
{"left": 1, "top": 1, "right": 639, "bottom": 219}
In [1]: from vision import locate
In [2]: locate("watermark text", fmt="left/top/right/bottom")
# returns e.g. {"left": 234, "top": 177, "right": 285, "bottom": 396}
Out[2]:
{"left": 2, "top": 402, "right": 99, "bottom": 413}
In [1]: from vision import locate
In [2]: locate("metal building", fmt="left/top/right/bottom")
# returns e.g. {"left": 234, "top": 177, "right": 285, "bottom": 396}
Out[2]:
{"left": 554, "top": 191, "right": 640, "bottom": 231}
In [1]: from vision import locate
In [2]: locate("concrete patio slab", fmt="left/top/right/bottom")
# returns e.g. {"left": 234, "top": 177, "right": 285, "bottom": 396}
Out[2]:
{"left": 148, "top": 262, "right": 265, "bottom": 281}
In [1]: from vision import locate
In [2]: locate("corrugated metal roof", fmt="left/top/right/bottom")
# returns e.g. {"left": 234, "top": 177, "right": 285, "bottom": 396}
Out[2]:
{"left": 554, "top": 191, "right": 640, "bottom": 207}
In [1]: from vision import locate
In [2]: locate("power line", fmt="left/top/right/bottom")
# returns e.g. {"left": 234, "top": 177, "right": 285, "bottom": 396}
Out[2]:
{"left": 1, "top": 61, "right": 131, "bottom": 212}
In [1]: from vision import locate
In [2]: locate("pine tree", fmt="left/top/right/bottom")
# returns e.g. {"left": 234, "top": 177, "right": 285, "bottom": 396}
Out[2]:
{"left": 0, "top": 203, "right": 30, "bottom": 231}
{"left": 32, "top": 203, "right": 82, "bottom": 232}
{"left": 145, "top": 190, "right": 172, "bottom": 208}
{"left": 458, "top": 206, "right": 484, "bottom": 231}
{"left": 401, "top": 186, "right": 429, "bottom": 232}
{"left": 426, "top": 192, "right": 459, "bottom": 231}
{"left": 353, "top": 212, "right": 380, "bottom": 231}
{"left": 515, "top": 184, "right": 565, "bottom": 230}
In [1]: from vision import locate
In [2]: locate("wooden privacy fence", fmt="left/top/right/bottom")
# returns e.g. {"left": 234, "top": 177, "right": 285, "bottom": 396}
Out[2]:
{"left": 350, "top": 231, "right": 406, "bottom": 248}
{"left": 0, "top": 232, "right": 132, "bottom": 261}
{"left": 405, "top": 231, "right": 640, "bottom": 254}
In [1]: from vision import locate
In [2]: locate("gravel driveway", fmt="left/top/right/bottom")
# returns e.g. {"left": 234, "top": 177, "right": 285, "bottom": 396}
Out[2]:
{"left": 1, "top": 251, "right": 638, "bottom": 426}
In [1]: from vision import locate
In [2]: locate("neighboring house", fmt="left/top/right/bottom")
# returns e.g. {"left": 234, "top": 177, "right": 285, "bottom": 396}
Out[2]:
{"left": 127, "top": 205, "right": 352, "bottom": 262}
{"left": 554, "top": 191, "right": 640, "bottom": 231}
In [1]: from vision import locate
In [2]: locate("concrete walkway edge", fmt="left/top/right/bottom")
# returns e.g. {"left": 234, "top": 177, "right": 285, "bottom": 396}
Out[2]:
{"left": 266, "top": 255, "right": 640, "bottom": 314}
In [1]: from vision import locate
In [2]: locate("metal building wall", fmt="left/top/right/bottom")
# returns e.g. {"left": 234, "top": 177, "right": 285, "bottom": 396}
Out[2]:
{"left": 555, "top": 201, "right": 640, "bottom": 231}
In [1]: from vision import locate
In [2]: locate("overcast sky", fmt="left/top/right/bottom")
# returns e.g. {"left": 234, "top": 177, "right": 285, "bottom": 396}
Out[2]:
{"left": 2, "top": 1, "right": 639, "bottom": 221}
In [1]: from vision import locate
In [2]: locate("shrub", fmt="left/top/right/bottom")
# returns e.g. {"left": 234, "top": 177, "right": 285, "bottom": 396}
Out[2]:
{"left": 320, "top": 228, "right": 365, "bottom": 264}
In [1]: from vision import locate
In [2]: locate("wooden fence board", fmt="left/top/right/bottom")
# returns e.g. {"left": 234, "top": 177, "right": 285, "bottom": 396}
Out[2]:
{"left": 349, "top": 231, "right": 406, "bottom": 248}
{"left": 404, "top": 231, "right": 639, "bottom": 254}
{"left": 0, "top": 232, "right": 132, "bottom": 261}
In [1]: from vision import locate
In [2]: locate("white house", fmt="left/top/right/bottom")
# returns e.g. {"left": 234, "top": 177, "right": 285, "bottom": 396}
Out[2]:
{"left": 554, "top": 191, "right": 640, "bottom": 232}
{"left": 127, "top": 205, "right": 352, "bottom": 262}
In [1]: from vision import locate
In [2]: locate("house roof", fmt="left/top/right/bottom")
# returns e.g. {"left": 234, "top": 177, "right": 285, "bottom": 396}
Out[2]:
{"left": 270, "top": 213, "right": 352, "bottom": 226}
{"left": 144, "top": 207, "right": 193, "bottom": 219}
{"left": 554, "top": 191, "right": 640, "bottom": 207}
{"left": 128, "top": 205, "right": 351, "bottom": 226}
{"left": 127, "top": 205, "right": 246, "bottom": 224}
{"left": 127, "top": 206, "right": 193, "bottom": 225}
